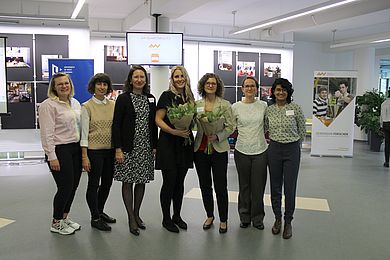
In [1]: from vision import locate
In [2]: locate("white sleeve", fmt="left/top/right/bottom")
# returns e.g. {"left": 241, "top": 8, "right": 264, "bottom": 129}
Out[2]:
{"left": 80, "top": 106, "right": 90, "bottom": 147}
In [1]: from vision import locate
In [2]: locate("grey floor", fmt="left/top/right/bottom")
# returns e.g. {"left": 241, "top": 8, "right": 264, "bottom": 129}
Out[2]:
{"left": 1, "top": 140, "right": 390, "bottom": 260}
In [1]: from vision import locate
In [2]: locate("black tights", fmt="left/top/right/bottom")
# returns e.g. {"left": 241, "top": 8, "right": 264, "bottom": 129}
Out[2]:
{"left": 121, "top": 182, "right": 145, "bottom": 229}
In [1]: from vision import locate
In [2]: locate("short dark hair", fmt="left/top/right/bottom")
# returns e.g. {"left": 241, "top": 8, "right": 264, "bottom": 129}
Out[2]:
{"left": 339, "top": 80, "right": 349, "bottom": 88}
{"left": 124, "top": 65, "right": 150, "bottom": 94}
{"left": 197, "top": 73, "right": 224, "bottom": 98}
{"left": 88, "top": 73, "right": 113, "bottom": 95}
{"left": 318, "top": 87, "right": 327, "bottom": 93}
{"left": 241, "top": 76, "right": 259, "bottom": 89}
{"left": 271, "top": 78, "right": 294, "bottom": 103}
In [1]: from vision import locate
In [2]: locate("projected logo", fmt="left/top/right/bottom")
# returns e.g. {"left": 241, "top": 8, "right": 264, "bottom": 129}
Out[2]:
{"left": 149, "top": 44, "right": 160, "bottom": 48}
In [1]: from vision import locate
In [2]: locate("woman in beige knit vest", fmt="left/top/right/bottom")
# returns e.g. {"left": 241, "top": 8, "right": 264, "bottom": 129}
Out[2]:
{"left": 80, "top": 73, "right": 116, "bottom": 231}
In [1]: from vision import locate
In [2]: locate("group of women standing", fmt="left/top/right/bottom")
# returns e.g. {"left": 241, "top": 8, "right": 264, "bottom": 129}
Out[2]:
{"left": 39, "top": 65, "right": 304, "bottom": 239}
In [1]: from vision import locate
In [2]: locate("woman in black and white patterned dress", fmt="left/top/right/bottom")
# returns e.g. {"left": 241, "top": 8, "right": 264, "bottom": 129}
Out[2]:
{"left": 112, "top": 65, "right": 158, "bottom": 236}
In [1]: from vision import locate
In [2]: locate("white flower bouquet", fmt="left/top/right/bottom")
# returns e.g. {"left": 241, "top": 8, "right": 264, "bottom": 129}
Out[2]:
{"left": 167, "top": 102, "right": 196, "bottom": 145}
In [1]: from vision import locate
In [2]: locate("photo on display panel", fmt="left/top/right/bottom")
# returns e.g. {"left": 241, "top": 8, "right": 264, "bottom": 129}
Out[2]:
{"left": 6, "top": 47, "right": 31, "bottom": 68}
{"left": 313, "top": 76, "right": 357, "bottom": 126}
{"left": 7, "top": 82, "right": 33, "bottom": 103}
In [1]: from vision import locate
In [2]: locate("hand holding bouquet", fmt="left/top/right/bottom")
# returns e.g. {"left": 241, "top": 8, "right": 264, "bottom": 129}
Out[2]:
{"left": 167, "top": 102, "right": 196, "bottom": 145}
{"left": 197, "top": 106, "right": 226, "bottom": 154}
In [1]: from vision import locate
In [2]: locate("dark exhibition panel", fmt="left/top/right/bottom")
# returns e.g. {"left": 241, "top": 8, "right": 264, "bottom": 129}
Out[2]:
{"left": 260, "top": 53, "right": 281, "bottom": 86}
{"left": 35, "top": 34, "right": 69, "bottom": 81}
{"left": 0, "top": 33, "right": 69, "bottom": 129}
{"left": 104, "top": 45, "right": 129, "bottom": 85}
{"left": 213, "top": 50, "right": 263, "bottom": 104}
{"left": 213, "top": 51, "right": 236, "bottom": 86}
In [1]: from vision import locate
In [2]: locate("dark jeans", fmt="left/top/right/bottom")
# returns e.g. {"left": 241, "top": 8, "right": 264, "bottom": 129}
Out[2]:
{"left": 383, "top": 122, "right": 390, "bottom": 163}
{"left": 194, "top": 151, "right": 228, "bottom": 222}
{"left": 160, "top": 167, "right": 188, "bottom": 221}
{"left": 268, "top": 140, "right": 300, "bottom": 224}
{"left": 86, "top": 149, "right": 115, "bottom": 220}
{"left": 48, "top": 142, "right": 82, "bottom": 220}
{"left": 234, "top": 149, "right": 267, "bottom": 225}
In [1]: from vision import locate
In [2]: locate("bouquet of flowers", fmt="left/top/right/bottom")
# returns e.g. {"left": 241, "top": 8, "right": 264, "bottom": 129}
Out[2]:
{"left": 197, "top": 106, "right": 226, "bottom": 154}
{"left": 167, "top": 102, "right": 196, "bottom": 145}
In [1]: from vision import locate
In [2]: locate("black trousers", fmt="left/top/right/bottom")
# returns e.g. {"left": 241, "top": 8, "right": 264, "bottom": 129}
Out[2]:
{"left": 194, "top": 151, "right": 228, "bottom": 222}
{"left": 383, "top": 122, "right": 390, "bottom": 163}
{"left": 160, "top": 167, "right": 188, "bottom": 221}
{"left": 86, "top": 149, "right": 115, "bottom": 220}
{"left": 48, "top": 142, "right": 82, "bottom": 220}
{"left": 234, "top": 149, "right": 267, "bottom": 225}
{"left": 268, "top": 140, "right": 300, "bottom": 223}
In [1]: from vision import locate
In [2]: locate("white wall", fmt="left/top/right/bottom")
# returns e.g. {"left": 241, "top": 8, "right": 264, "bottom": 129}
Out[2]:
{"left": 293, "top": 41, "right": 354, "bottom": 117}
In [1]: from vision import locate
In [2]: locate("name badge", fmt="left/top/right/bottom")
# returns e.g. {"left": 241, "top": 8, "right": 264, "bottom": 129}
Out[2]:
{"left": 286, "top": 110, "right": 295, "bottom": 116}
{"left": 197, "top": 107, "right": 205, "bottom": 113}
{"left": 148, "top": 98, "right": 154, "bottom": 103}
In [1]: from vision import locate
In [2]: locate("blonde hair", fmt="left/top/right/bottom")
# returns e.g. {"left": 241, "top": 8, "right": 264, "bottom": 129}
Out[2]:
{"left": 47, "top": 72, "right": 75, "bottom": 100}
{"left": 169, "top": 66, "right": 195, "bottom": 103}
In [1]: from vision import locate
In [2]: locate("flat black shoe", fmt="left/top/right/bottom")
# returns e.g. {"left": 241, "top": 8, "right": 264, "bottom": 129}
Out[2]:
{"left": 172, "top": 216, "right": 187, "bottom": 230}
{"left": 202, "top": 217, "right": 214, "bottom": 230}
{"left": 162, "top": 220, "right": 179, "bottom": 233}
{"left": 91, "top": 219, "right": 111, "bottom": 231}
{"left": 240, "top": 222, "right": 250, "bottom": 228}
{"left": 282, "top": 223, "right": 292, "bottom": 239}
{"left": 272, "top": 219, "right": 282, "bottom": 235}
{"left": 384, "top": 162, "right": 389, "bottom": 168}
{"left": 219, "top": 222, "right": 228, "bottom": 234}
{"left": 100, "top": 213, "right": 116, "bottom": 223}
{"left": 253, "top": 222, "right": 264, "bottom": 230}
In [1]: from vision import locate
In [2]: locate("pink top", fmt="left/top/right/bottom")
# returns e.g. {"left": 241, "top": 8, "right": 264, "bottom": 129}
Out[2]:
{"left": 38, "top": 97, "right": 81, "bottom": 161}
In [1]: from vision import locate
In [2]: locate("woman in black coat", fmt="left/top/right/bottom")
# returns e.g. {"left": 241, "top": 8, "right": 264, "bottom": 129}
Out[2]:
{"left": 112, "top": 65, "right": 158, "bottom": 236}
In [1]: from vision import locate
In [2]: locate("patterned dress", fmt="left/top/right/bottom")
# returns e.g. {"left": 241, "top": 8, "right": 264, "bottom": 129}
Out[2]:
{"left": 114, "top": 93, "right": 154, "bottom": 184}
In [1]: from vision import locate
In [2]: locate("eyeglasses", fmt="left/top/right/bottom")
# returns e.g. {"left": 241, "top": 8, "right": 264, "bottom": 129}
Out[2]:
{"left": 205, "top": 82, "right": 217, "bottom": 86}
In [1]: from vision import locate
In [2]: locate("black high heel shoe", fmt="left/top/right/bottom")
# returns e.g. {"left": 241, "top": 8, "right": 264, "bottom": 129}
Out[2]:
{"left": 135, "top": 216, "right": 146, "bottom": 230}
{"left": 202, "top": 217, "right": 215, "bottom": 230}
{"left": 219, "top": 222, "right": 227, "bottom": 234}
{"left": 129, "top": 220, "right": 140, "bottom": 236}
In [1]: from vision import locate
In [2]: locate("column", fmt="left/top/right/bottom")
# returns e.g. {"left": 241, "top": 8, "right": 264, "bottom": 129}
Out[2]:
{"left": 353, "top": 47, "right": 377, "bottom": 140}
{"left": 150, "top": 16, "right": 170, "bottom": 100}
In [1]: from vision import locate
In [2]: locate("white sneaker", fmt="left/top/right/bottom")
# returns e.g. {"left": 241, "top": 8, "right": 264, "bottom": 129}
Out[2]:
{"left": 50, "top": 219, "right": 75, "bottom": 235}
{"left": 63, "top": 218, "right": 81, "bottom": 231}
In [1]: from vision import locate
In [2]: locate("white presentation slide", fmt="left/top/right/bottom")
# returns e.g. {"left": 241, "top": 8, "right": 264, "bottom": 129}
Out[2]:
{"left": 127, "top": 33, "right": 183, "bottom": 65}
{"left": 0, "top": 37, "right": 7, "bottom": 114}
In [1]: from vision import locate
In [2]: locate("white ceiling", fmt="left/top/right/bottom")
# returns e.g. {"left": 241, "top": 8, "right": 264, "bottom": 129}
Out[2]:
{"left": 0, "top": 0, "right": 390, "bottom": 49}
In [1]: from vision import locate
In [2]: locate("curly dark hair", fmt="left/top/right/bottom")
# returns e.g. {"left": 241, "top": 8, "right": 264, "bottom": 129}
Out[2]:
{"left": 197, "top": 73, "right": 224, "bottom": 98}
{"left": 124, "top": 65, "right": 150, "bottom": 94}
{"left": 271, "top": 78, "right": 294, "bottom": 103}
{"left": 241, "top": 76, "right": 259, "bottom": 89}
{"left": 87, "top": 73, "right": 113, "bottom": 95}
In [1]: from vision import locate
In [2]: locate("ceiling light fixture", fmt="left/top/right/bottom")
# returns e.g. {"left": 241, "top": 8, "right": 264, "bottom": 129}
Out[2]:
{"left": 71, "top": 0, "right": 86, "bottom": 19}
{"left": 0, "top": 15, "right": 85, "bottom": 22}
{"left": 231, "top": 0, "right": 359, "bottom": 35}
{"left": 371, "top": 38, "right": 390, "bottom": 43}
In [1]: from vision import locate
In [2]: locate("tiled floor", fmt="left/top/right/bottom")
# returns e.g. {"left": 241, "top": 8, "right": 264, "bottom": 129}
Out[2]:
{"left": 0, "top": 134, "right": 389, "bottom": 260}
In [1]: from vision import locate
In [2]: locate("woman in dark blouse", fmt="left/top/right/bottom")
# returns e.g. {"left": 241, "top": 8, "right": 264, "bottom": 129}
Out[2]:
{"left": 155, "top": 66, "right": 195, "bottom": 233}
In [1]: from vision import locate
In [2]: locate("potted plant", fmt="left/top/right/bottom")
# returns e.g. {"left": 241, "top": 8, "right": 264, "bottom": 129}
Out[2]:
{"left": 355, "top": 90, "right": 386, "bottom": 152}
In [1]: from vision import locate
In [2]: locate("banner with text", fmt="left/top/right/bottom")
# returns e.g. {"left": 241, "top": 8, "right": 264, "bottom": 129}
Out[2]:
{"left": 49, "top": 59, "right": 94, "bottom": 103}
{"left": 311, "top": 71, "right": 357, "bottom": 157}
